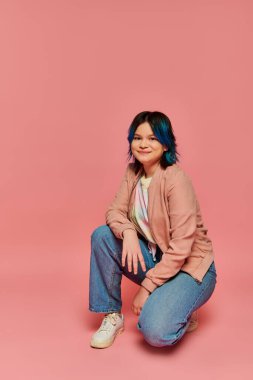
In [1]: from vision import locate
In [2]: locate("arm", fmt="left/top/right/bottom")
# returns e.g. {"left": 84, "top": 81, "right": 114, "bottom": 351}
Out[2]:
{"left": 141, "top": 170, "right": 198, "bottom": 293}
{"left": 105, "top": 164, "right": 137, "bottom": 239}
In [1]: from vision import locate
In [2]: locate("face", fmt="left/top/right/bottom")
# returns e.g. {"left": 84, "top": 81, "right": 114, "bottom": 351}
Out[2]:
{"left": 131, "top": 122, "right": 168, "bottom": 167}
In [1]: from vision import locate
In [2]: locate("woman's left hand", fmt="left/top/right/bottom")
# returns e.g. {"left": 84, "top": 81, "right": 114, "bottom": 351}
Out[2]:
{"left": 131, "top": 286, "right": 150, "bottom": 316}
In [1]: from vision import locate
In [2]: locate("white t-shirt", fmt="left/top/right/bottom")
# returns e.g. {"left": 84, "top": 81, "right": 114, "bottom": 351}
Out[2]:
{"left": 131, "top": 175, "right": 157, "bottom": 261}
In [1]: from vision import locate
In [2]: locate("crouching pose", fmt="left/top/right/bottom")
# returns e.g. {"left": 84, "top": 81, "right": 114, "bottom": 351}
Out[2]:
{"left": 89, "top": 110, "right": 217, "bottom": 348}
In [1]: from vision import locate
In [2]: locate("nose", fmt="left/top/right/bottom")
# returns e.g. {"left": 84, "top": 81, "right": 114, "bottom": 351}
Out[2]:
{"left": 139, "top": 138, "right": 148, "bottom": 148}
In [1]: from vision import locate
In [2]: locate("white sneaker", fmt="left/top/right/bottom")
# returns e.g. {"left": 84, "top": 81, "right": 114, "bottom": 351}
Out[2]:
{"left": 90, "top": 312, "right": 124, "bottom": 348}
{"left": 186, "top": 310, "right": 199, "bottom": 333}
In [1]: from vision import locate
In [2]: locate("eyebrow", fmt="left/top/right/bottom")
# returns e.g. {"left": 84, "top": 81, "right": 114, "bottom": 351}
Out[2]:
{"left": 134, "top": 133, "right": 156, "bottom": 137}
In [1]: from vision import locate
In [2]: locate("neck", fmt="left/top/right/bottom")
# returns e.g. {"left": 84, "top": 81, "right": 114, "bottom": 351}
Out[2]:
{"left": 143, "top": 161, "right": 160, "bottom": 178}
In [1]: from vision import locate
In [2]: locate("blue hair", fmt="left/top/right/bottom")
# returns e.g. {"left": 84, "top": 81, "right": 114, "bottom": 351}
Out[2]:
{"left": 127, "top": 111, "right": 180, "bottom": 173}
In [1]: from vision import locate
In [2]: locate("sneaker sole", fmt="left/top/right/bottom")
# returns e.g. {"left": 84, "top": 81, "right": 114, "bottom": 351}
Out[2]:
{"left": 90, "top": 327, "right": 125, "bottom": 349}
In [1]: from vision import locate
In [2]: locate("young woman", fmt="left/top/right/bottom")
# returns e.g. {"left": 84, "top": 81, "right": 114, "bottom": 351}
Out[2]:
{"left": 89, "top": 111, "right": 217, "bottom": 349}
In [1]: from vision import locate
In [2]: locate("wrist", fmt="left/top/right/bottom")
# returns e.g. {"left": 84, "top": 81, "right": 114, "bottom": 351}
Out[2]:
{"left": 123, "top": 229, "right": 136, "bottom": 238}
{"left": 141, "top": 284, "right": 151, "bottom": 295}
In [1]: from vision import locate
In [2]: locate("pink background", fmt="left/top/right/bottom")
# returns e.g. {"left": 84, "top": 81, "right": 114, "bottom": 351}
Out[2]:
{"left": 0, "top": 0, "right": 252, "bottom": 379}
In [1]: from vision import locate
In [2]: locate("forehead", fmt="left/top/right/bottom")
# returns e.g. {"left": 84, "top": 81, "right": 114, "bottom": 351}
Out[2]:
{"left": 134, "top": 122, "right": 154, "bottom": 135}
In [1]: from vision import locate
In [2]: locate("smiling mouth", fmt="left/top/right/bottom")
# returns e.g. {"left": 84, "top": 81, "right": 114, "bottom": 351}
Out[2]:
{"left": 138, "top": 151, "right": 151, "bottom": 154}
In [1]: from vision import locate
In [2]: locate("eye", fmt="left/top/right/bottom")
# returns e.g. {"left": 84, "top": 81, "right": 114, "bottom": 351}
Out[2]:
{"left": 133, "top": 136, "right": 141, "bottom": 140}
{"left": 150, "top": 137, "right": 158, "bottom": 141}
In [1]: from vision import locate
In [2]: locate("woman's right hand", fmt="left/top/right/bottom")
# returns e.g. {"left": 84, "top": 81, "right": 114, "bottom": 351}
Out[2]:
{"left": 122, "top": 229, "right": 147, "bottom": 275}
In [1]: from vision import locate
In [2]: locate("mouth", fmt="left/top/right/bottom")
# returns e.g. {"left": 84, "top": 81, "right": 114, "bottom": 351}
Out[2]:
{"left": 137, "top": 151, "right": 151, "bottom": 154}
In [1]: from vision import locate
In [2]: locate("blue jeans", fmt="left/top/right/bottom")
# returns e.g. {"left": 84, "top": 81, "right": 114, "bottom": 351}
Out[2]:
{"left": 89, "top": 225, "right": 217, "bottom": 347}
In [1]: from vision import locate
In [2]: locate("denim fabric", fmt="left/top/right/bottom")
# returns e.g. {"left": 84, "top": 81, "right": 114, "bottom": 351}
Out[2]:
{"left": 89, "top": 224, "right": 217, "bottom": 347}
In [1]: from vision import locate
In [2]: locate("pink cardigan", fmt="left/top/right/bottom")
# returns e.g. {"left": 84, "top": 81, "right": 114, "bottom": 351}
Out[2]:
{"left": 105, "top": 162, "right": 215, "bottom": 293}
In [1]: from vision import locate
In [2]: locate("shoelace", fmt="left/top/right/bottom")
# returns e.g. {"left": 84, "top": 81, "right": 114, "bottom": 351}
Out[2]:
{"left": 98, "top": 313, "right": 119, "bottom": 332}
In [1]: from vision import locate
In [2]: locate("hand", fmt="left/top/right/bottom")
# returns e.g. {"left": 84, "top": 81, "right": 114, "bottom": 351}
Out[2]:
{"left": 122, "top": 230, "right": 146, "bottom": 274}
{"left": 131, "top": 286, "right": 150, "bottom": 316}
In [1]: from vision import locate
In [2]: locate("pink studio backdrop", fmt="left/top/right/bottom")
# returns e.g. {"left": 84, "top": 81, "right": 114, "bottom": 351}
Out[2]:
{"left": 0, "top": 1, "right": 252, "bottom": 379}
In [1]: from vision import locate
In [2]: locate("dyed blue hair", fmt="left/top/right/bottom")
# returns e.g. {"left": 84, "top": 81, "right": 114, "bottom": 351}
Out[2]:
{"left": 127, "top": 111, "right": 180, "bottom": 173}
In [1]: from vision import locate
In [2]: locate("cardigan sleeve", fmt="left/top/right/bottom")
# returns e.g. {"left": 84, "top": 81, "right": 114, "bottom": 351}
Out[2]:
{"left": 141, "top": 170, "right": 198, "bottom": 293}
{"left": 105, "top": 164, "right": 137, "bottom": 239}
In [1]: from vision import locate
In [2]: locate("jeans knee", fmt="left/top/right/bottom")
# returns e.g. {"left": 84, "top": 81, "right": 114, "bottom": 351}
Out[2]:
{"left": 137, "top": 320, "right": 182, "bottom": 347}
{"left": 90, "top": 225, "right": 122, "bottom": 262}
{"left": 91, "top": 224, "right": 112, "bottom": 243}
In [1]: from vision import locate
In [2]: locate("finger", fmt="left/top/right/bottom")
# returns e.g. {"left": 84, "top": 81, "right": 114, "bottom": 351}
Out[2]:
{"left": 122, "top": 247, "right": 126, "bottom": 267}
{"left": 138, "top": 253, "right": 147, "bottom": 272}
{"left": 127, "top": 253, "right": 132, "bottom": 272}
{"left": 133, "top": 254, "right": 138, "bottom": 275}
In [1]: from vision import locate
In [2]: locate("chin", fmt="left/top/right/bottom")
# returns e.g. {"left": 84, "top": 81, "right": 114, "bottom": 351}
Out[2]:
{"left": 137, "top": 157, "right": 151, "bottom": 163}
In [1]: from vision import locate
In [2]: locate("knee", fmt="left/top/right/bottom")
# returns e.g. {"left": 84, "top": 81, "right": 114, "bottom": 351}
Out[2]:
{"left": 137, "top": 322, "right": 170, "bottom": 347}
{"left": 90, "top": 225, "right": 122, "bottom": 263}
{"left": 137, "top": 319, "right": 182, "bottom": 347}
{"left": 91, "top": 224, "right": 112, "bottom": 243}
